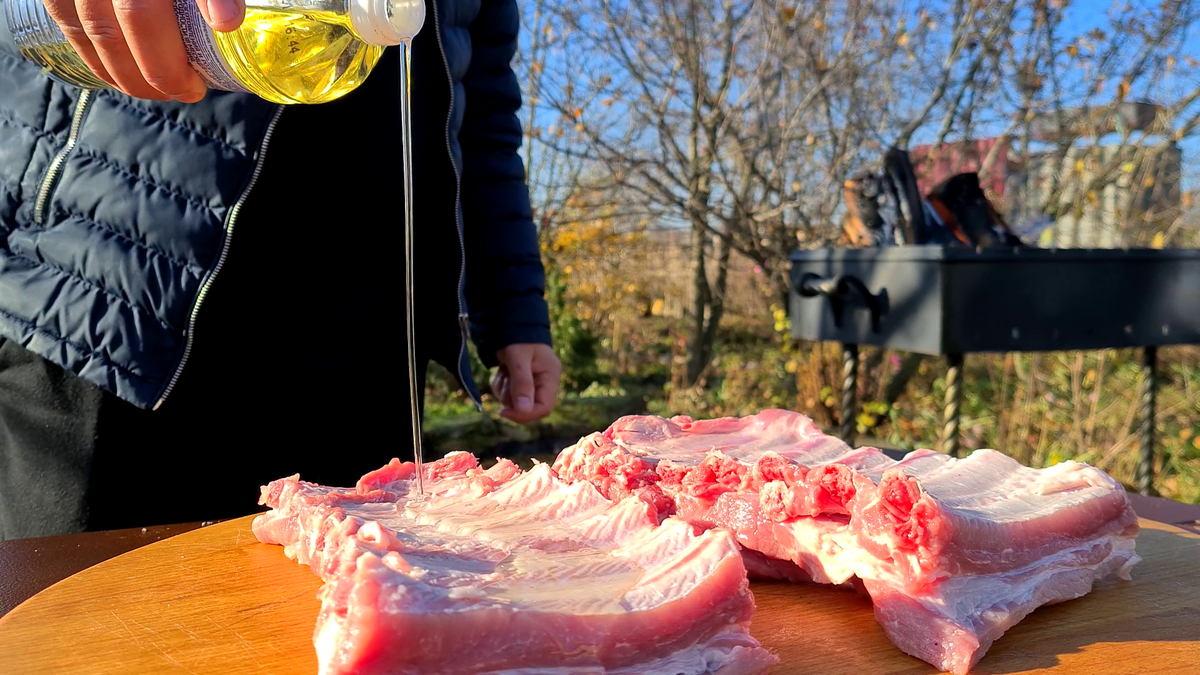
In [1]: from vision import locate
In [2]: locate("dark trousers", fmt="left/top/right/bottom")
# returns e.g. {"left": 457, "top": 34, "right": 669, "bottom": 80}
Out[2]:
{"left": 0, "top": 76, "right": 423, "bottom": 541}
{"left": 0, "top": 339, "right": 420, "bottom": 540}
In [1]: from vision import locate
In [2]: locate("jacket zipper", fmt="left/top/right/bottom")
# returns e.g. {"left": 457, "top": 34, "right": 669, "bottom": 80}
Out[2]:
{"left": 430, "top": 0, "right": 482, "bottom": 410}
{"left": 154, "top": 106, "right": 285, "bottom": 410}
{"left": 34, "top": 89, "right": 95, "bottom": 225}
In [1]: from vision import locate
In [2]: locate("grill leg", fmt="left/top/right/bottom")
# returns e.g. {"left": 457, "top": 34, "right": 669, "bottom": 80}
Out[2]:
{"left": 840, "top": 343, "right": 859, "bottom": 447}
{"left": 1137, "top": 346, "right": 1157, "bottom": 496}
{"left": 939, "top": 353, "right": 964, "bottom": 458}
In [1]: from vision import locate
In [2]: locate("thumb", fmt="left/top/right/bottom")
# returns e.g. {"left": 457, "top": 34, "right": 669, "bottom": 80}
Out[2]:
{"left": 198, "top": 0, "right": 247, "bottom": 32}
{"left": 506, "top": 352, "right": 535, "bottom": 413}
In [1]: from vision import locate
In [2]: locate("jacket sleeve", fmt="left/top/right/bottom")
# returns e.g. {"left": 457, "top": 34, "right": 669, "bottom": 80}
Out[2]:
{"left": 458, "top": 0, "right": 552, "bottom": 368}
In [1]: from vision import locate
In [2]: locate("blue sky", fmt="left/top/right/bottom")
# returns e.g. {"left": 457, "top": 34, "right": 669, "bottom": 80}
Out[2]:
{"left": 518, "top": 0, "right": 1200, "bottom": 199}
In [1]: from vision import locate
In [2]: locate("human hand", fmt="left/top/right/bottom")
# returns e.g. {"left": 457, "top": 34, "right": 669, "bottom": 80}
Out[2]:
{"left": 490, "top": 344, "right": 562, "bottom": 424}
{"left": 43, "top": 0, "right": 246, "bottom": 101}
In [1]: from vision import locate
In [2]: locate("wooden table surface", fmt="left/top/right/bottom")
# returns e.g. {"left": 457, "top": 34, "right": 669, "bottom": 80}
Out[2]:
{"left": 0, "top": 512, "right": 1198, "bottom": 674}
{"left": 0, "top": 521, "right": 213, "bottom": 618}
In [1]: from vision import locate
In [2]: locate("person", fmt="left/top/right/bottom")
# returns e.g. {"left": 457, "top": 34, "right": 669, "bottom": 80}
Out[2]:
{"left": 0, "top": 0, "right": 561, "bottom": 540}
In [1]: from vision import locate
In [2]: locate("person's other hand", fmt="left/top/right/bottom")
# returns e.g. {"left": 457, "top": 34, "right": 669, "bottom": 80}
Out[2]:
{"left": 491, "top": 344, "right": 562, "bottom": 424}
{"left": 43, "top": 0, "right": 246, "bottom": 101}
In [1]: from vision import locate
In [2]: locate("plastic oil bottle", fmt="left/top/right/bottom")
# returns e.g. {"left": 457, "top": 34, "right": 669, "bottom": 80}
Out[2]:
{"left": 3, "top": 0, "right": 424, "bottom": 104}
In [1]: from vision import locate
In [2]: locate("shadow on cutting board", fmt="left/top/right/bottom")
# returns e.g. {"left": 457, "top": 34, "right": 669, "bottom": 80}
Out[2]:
{"left": 750, "top": 523, "right": 1200, "bottom": 675}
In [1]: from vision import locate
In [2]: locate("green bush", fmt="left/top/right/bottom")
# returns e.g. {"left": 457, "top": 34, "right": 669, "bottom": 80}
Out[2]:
{"left": 545, "top": 262, "right": 601, "bottom": 391}
{"left": 426, "top": 304, "right": 1200, "bottom": 504}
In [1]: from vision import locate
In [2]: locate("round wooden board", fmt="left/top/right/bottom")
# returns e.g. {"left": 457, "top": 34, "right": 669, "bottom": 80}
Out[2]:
{"left": 0, "top": 516, "right": 1197, "bottom": 674}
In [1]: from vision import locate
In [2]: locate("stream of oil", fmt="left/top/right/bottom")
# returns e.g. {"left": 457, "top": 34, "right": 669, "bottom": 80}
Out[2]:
{"left": 398, "top": 40, "right": 425, "bottom": 499}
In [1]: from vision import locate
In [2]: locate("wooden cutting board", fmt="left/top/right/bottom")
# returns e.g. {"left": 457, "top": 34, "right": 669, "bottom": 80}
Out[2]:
{"left": 1, "top": 516, "right": 1197, "bottom": 674}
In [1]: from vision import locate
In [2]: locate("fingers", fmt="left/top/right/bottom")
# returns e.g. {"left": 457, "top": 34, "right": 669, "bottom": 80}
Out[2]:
{"left": 75, "top": 0, "right": 170, "bottom": 100}
{"left": 495, "top": 345, "right": 561, "bottom": 424}
{"left": 491, "top": 368, "right": 510, "bottom": 406}
{"left": 43, "top": 0, "right": 117, "bottom": 88}
{"left": 499, "top": 351, "right": 537, "bottom": 422}
{"left": 115, "top": 0, "right": 207, "bottom": 100}
{"left": 44, "top": 0, "right": 212, "bottom": 101}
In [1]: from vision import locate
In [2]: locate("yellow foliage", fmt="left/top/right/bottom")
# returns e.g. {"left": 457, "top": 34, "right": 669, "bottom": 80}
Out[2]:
{"left": 772, "top": 308, "right": 790, "bottom": 334}
{"left": 542, "top": 204, "right": 654, "bottom": 340}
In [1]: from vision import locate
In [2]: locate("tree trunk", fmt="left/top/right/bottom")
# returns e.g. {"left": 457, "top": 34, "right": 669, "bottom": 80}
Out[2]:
{"left": 682, "top": 229, "right": 731, "bottom": 387}
{"left": 698, "top": 234, "right": 732, "bottom": 373}
{"left": 685, "top": 226, "right": 712, "bottom": 385}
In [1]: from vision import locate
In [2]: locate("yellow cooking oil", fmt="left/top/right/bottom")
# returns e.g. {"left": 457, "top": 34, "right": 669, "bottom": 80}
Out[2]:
{"left": 14, "top": 40, "right": 108, "bottom": 89}
{"left": 4, "top": 0, "right": 406, "bottom": 104}
{"left": 212, "top": 7, "right": 383, "bottom": 104}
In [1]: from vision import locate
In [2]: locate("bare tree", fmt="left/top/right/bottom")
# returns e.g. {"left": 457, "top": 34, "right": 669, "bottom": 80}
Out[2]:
{"left": 541, "top": 0, "right": 1015, "bottom": 384}
{"left": 520, "top": 0, "right": 1200, "bottom": 400}
{"left": 515, "top": 0, "right": 590, "bottom": 236}
{"left": 917, "top": 0, "right": 1200, "bottom": 247}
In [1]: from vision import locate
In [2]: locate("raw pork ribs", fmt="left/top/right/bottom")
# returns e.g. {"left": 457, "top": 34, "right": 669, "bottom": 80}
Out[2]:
{"left": 553, "top": 409, "right": 1140, "bottom": 674}
{"left": 253, "top": 452, "right": 776, "bottom": 675}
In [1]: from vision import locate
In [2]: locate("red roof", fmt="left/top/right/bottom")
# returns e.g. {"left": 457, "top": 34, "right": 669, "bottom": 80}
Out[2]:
{"left": 910, "top": 138, "right": 1009, "bottom": 199}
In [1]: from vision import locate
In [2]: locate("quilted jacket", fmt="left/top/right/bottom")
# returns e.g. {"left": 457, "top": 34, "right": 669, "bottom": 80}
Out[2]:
{"left": 0, "top": 0, "right": 549, "bottom": 409}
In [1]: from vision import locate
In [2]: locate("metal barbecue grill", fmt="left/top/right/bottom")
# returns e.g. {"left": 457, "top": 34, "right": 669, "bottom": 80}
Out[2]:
{"left": 788, "top": 245, "right": 1200, "bottom": 494}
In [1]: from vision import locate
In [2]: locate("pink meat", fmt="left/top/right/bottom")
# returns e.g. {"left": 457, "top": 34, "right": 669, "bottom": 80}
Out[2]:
{"left": 852, "top": 449, "right": 1141, "bottom": 589}
{"left": 553, "top": 409, "right": 1141, "bottom": 674}
{"left": 865, "top": 532, "right": 1138, "bottom": 674}
{"left": 605, "top": 409, "right": 883, "bottom": 471}
{"left": 254, "top": 453, "right": 777, "bottom": 675}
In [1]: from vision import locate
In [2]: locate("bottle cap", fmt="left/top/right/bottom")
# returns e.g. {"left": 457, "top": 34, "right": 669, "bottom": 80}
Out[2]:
{"left": 350, "top": 0, "right": 424, "bottom": 46}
